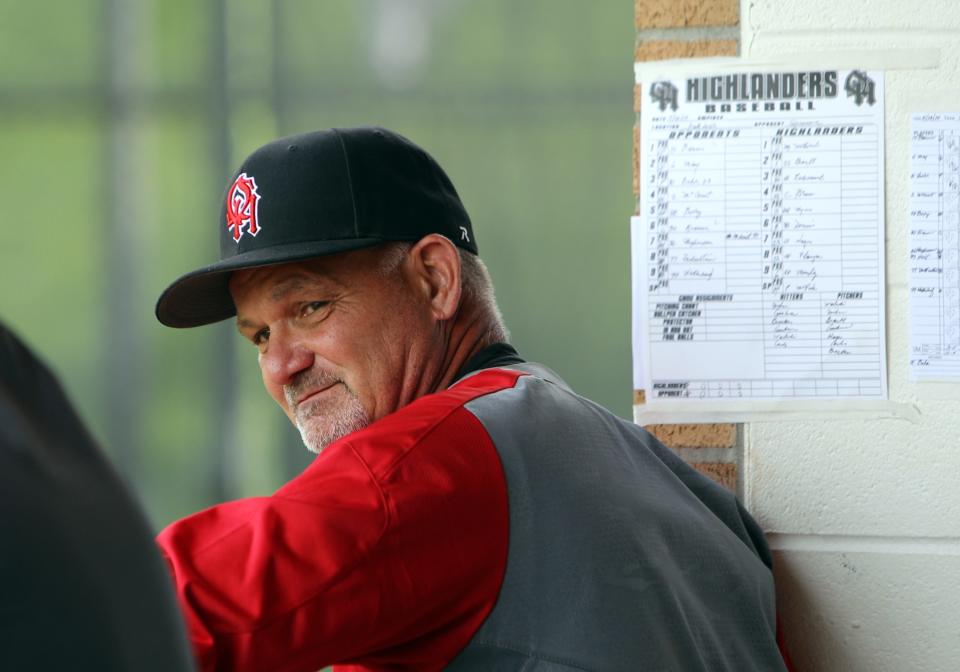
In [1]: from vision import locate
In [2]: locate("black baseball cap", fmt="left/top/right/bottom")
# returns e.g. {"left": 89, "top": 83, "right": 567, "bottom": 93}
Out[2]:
{"left": 155, "top": 126, "right": 476, "bottom": 328}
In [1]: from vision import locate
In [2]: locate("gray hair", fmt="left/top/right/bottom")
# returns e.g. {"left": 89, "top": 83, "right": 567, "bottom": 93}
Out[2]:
{"left": 375, "top": 241, "right": 509, "bottom": 343}
{"left": 457, "top": 247, "right": 510, "bottom": 344}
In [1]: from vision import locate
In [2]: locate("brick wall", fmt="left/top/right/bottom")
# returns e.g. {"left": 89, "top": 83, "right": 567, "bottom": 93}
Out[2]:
{"left": 633, "top": 0, "right": 741, "bottom": 493}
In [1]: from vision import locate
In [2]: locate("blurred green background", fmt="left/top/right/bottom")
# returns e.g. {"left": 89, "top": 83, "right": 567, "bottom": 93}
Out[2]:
{"left": 0, "top": 0, "right": 634, "bottom": 529}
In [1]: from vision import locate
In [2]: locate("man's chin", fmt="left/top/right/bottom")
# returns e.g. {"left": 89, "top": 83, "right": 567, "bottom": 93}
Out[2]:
{"left": 296, "top": 414, "right": 370, "bottom": 454}
{"left": 291, "top": 384, "right": 371, "bottom": 454}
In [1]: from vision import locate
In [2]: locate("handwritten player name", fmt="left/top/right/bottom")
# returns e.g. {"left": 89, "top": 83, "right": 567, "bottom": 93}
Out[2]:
{"left": 910, "top": 286, "right": 937, "bottom": 296}
{"left": 685, "top": 269, "right": 715, "bottom": 278}
{"left": 771, "top": 302, "right": 800, "bottom": 315}
{"left": 681, "top": 237, "right": 714, "bottom": 246}
{"left": 910, "top": 247, "right": 940, "bottom": 261}
{"left": 785, "top": 140, "right": 823, "bottom": 150}
{"left": 825, "top": 316, "right": 851, "bottom": 329}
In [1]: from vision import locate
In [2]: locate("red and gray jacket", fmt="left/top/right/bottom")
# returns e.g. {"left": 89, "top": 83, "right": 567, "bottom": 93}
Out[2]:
{"left": 158, "top": 346, "right": 786, "bottom": 671}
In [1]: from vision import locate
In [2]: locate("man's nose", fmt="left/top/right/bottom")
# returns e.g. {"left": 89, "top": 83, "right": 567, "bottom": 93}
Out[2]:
{"left": 259, "top": 334, "right": 314, "bottom": 388}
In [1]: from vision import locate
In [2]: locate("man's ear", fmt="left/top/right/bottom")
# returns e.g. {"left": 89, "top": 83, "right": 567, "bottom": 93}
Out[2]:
{"left": 407, "top": 234, "right": 462, "bottom": 321}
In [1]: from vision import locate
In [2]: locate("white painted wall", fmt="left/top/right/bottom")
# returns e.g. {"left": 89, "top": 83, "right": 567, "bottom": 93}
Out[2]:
{"left": 741, "top": 1, "right": 960, "bottom": 669}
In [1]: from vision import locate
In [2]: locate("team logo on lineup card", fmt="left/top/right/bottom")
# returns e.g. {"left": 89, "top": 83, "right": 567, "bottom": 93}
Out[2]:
{"left": 844, "top": 70, "right": 876, "bottom": 107}
{"left": 650, "top": 81, "right": 679, "bottom": 111}
{"left": 226, "top": 172, "right": 262, "bottom": 243}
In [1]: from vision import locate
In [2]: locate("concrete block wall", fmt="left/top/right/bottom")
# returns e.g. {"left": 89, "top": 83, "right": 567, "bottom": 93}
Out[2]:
{"left": 633, "top": 0, "right": 743, "bottom": 494}
{"left": 740, "top": 1, "right": 960, "bottom": 670}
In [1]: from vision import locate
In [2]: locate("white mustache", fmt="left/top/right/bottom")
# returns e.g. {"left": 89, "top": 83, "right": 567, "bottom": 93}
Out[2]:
{"left": 284, "top": 369, "right": 341, "bottom": 409}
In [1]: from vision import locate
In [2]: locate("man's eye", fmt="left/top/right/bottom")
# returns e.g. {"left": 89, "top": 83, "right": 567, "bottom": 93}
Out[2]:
{"left": 252, "top": 327, "right": 270, "bottom": 346}
{"left": 301, "top": 301, "right": 328, "bottom": 317}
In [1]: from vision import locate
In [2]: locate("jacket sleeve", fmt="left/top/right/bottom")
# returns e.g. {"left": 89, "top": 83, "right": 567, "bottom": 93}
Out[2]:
{"left": 156, "top": 406, "right": 510, "bottom": 672}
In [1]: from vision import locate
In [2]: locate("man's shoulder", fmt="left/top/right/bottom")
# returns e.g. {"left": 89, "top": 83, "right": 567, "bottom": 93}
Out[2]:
{"left": 339, "top": 367, "right": 528, "bottom": 479}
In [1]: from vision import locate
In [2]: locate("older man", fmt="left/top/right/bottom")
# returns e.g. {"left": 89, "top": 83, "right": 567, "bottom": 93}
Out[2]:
{"left": 155, "top": 127, "right": 787, "bottom": 671}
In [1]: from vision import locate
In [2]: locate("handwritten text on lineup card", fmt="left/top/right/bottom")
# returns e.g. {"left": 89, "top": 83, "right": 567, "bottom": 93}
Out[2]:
{"left": 635, "top": 69, "right": 887, "bottom": 402}
{"left": 910, "top": 113, "right": 960, "bottom": 380}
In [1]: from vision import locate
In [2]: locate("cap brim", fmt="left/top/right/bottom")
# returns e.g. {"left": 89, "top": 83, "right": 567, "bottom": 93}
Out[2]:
{"left": 155, "top": 238, "right": 385, "bottom": 328}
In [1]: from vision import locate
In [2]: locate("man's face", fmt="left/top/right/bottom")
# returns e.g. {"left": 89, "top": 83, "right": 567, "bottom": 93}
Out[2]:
{"left": 229, "top": 246, "right": 435, "bottom": 453}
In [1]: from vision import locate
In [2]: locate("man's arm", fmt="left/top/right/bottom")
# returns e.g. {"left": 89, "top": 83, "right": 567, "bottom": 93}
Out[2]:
{"left": 158, "top": 397, "right": 511, "bottom": 671}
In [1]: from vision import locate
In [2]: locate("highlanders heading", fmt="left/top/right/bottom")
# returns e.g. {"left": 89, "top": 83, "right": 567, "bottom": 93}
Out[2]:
{"left": 688, "top": 71, "right": 838, "bottom": 103}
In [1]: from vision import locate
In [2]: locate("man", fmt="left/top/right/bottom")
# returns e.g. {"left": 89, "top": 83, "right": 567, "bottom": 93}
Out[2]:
{"left": 155, "top": 127, "right": 787, "bottom": 671}
{"left": 0, "top": 322, "right": 194, "bottom": 671}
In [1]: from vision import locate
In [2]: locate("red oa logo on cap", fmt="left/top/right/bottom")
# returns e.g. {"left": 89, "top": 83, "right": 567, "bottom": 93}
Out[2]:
{"left": 226, "top": 172, "right": 262, "bottom": 243}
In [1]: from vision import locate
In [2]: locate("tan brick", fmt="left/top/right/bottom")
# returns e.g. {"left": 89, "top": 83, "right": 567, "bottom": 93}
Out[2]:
{"left": 634, "top": 39, "right": 738, "bottom": 63}
{"left": 634, "top": 83, "right": 642, "bottom": 114}
{"left": 632, "top": 126, "right": 640, "bottom": 196}
{"left": 633, "top": 389, "right": 646, "bottom": 405}
{"left": 635, "top": 0, "right": 739, "bottom": 29}
{"left": 691, "top": 462, "right": 737, "bottom": 492}
{"left": 645, "top": 423, "right": 737, "bottom": 448}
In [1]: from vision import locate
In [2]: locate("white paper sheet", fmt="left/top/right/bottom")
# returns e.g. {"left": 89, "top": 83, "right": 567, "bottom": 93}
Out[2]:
{"left": 634, "top": 67, "right": 887, "bottom": 408}
{"left": 909, "top": 113, "right": 960, "bottom": 380}
{"left": 630, "top": 216, "right": 646, "bottom": 390}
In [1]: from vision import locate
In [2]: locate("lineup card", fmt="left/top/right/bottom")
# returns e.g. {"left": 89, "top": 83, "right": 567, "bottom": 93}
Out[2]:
{"left": 635, "top": 68, "right": 887, "bottom": 403}
{"left": 910, "top": 113, "right": 960, "bottom": 379}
